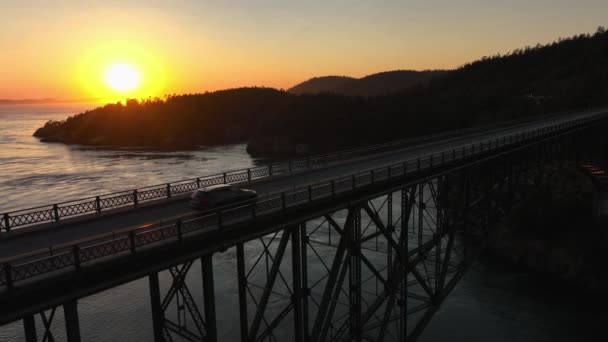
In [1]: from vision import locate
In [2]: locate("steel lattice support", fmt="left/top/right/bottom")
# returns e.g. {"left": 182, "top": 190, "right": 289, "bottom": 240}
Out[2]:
{"left": 14, "top": 119, "right": 608, "bottom": 342}
{"left": 19, "top": 303, "right": 82, "bottom": 342}
{"left": 149, "top": 257, "right": 216, "bottom": 342}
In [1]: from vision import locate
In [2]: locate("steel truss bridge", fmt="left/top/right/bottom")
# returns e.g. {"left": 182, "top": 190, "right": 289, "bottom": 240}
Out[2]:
{"left": 0, "top": 109, "right": 607, "bottom": 341}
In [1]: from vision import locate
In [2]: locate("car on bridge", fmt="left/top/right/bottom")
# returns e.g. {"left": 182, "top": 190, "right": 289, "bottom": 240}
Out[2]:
{"left": 190, "top": 184, "right": 257, "bottom": 211}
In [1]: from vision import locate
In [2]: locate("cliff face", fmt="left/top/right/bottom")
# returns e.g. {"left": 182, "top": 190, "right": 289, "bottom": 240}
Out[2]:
{"left": 488, "top": 167, "right": 608, "bottom": 294}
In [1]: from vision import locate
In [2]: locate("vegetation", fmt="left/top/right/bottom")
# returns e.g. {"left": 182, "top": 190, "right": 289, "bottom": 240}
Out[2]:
{"left": 34, "top": 88, "right": 294, "bottom": 148}
{"left": 488, "top": 166, "right": 608, "bottom": 295}
{"left": 287, "top": 70, "right": 444, "bottom": 96}
{"left": 288, "top": 76, "right": 356, "bottom": 95}
{"left": 34, "top": 27, "right": 608, "bottom": 153}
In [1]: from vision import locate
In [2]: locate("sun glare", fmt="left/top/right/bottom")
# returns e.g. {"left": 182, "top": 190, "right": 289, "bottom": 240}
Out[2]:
{"left": 104, "top": 63, "right": 141, "bottom": 92}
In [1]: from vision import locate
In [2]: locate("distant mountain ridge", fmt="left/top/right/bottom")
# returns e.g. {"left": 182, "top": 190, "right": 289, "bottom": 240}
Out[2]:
{"left": 288, "top": 70, "right": 446, "bottom": 96}
{"left": 288, "top": 76, "right": 355, "bottom": 95}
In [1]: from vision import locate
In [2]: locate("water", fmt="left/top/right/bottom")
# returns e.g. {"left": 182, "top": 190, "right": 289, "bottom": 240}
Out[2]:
{"left": 0, "top": 103, "right": 265, "bottom": 213}
{"left": 0, "top": 104, "right": 601, "bottom": 341}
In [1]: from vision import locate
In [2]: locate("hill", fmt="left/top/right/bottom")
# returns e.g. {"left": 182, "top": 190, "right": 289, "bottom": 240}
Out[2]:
{"left": 288, "top": 76, "right": 355, "bottom": 95}
{"left": 288, "top": 70, "right": 445, "bottom": 96}
{"left": 249, "top": 27, "right": 608, "bottom": 154}
{"left": 335, "top": 70, "right": 446, "bottom": 96}
{"left": 33, "top": 27, "right": 608, "bottom": 154}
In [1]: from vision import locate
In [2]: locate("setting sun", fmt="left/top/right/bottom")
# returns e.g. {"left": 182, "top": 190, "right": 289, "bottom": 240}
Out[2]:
{"left": 104, "top": 63, "right": 141, "bottom": 92}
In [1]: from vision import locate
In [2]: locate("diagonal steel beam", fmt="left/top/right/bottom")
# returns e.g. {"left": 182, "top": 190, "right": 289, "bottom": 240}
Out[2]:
{"left": 161, "top": 261, "right": 193, "bottom": 311}
{"left": 167, "top": 266, "right": 206, "bottom": 338}
{"left": 310, "top": 209, "right": 354, "bottom": 342}
{"left": 325, "top": 215, "right": 344, "bottom": 235}
{"left": 359, "top": 239, "right": 436, "bottom": 330}
{"left": 164, "top": 319, "right": 200, "bottom": 342}
{"left": 318, "top": 253, "right": 351, "bottom": 342}
{"left": 248, "top": 230, "right": 292, "bottom": 341}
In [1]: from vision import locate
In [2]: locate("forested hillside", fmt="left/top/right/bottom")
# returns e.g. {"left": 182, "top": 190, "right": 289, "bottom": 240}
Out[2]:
{"left": 34, "top": 28, "right": 608, "bottom": 154}
{"left": 288, "top": 70, "right": 444, "bottom": 96}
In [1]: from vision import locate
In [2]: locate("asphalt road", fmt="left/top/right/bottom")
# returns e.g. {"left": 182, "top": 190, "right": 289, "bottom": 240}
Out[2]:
{"left": 0, "top": 109, "right": 604, "bottom": 259}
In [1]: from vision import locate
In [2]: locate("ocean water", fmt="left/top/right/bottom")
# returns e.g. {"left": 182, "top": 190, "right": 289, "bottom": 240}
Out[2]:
{"left": 0, "top": 104, "right": 601, "bottom": 341}
{"left": 0, "top": 103, "right": 265, "bottom": 213}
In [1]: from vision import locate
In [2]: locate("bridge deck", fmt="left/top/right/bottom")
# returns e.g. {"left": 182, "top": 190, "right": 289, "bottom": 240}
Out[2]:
{"left": 0, "top": 110, "right": 603, "bottom": 260}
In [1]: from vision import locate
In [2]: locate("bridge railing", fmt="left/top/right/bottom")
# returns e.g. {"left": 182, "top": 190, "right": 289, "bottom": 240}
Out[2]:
{"left": 0, "top": 110, "right": 583, "bottom": 233}
{"left": 1, "top": 113, "right": 601, "bottom": 291}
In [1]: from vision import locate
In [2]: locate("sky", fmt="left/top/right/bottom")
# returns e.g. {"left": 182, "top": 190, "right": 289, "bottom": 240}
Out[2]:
{"left": 0, "top": 0, "right": 607, "bottom": 101}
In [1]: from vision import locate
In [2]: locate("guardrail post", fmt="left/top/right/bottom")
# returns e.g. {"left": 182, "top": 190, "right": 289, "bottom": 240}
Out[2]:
{"left": 73, "top": 246, "right": 81, "bottom": 271}
{"left": 3, "top": 263, "right": 13, "bottom": 291}
{"left": 247, "top": 169, "right": 252, "bottom": 182}
{"left": 133, "top": 190, "right": 138, "bottom": 207}
{"left": 95, "top": 196, "right": 101, "bottom": 214}
{"left": 166, "top": 184, "right": 172, "bottom": 199}
{"left": 223, "top": 173, "right": 227, "bottom": 184}
{"left": 53, "top": 204, "right": 60, "bottom": 222}
{"left": 269, "top": 165, "right": 273, "bottom": 177}
{"left": 3, "top": 214, "right": 9, "bottom": 233}
{"left": 129, "top": 231, "right": 136, "bottom": 253}
{"left": 197, "top": 178, "right": 201, "bottom": 188}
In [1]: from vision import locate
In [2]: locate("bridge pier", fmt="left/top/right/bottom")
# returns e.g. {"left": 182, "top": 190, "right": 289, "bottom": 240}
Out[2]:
{"left": 149, "top": 272, "right": 165, "bottom": 342}
{"left": 236, "top": 243, "right": 248, "bottom": 342}
{"left": 23, "top": 315, "right": 37, "bottom": 342}
{"left": 63, "top": 300, "right": 81, "bottom": 342}
{"left": 291, "top": 224, "right": 305, "bottom": 342}
{"left": 201, "top": 256, "right": 217, "bottom": 342}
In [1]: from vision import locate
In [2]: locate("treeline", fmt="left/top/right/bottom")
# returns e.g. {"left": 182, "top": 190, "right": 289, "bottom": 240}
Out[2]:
{"left": 34, "top": 88, "right": 294, "bottom": 148}
{"left": 287, "top": 70, "right": 446, "bottom": 97}
{"left": 34, "top": 27, "right": 608, "bottom": 153}
{"left": 250, "top": 27, "right": 608, "bottom": 154}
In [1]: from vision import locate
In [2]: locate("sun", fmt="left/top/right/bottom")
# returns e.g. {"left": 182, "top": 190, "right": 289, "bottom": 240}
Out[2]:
{"left": 104, "top": 63, "right": 141, "bottom": 92}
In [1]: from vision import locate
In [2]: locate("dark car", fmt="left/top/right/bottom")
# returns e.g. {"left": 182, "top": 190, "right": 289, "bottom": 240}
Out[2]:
{"left": 190, "top": 184, "right": 257, "bottom": 211}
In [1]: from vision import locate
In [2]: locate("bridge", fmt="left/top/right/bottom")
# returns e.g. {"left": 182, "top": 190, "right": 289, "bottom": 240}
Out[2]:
{"left": 0, "top": 108, "right": 606, "bottom": 341}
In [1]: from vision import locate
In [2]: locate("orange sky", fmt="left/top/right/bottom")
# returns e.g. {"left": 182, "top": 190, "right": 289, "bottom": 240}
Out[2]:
{"left": 1, "top": 1, "right": 607, "bottom": 101}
